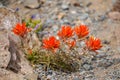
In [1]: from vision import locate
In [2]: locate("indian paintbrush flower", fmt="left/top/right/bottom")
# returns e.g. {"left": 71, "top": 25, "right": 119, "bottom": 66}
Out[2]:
{"left": 12, "top": 23, "right": 30, "bottom": 37}
{"left": 42, "top": 36, "right": 60, "bottom": 53}
{"left": 66, "top": 40, "right": 76, "bottom": 49}
{"left": 86, "top": 36, "right": 102, "bottom": 51}
{"left": 74, "top": 25, "right": 89, "bottom": 39}
{"left": 57, "top": 25, "right": 73, "bottom": 39}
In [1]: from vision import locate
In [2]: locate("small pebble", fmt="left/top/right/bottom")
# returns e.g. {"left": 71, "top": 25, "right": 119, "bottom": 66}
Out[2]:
{"left": 61, "top": 4, "right": 69, "bottom": 10}
{"left": 98, "top": 15, "right": 106, "bottom": 21}
{"left": 79, "top": 13, "right": 89, "bottom": 20}
{"left": 0, "top": 2, "right": 3, "bottom": 7}
{"left": 73, "top": 77, "right": 80, "bottom": 80}
{"left": 83, "top": 64, "right": 92, "bottom": 70}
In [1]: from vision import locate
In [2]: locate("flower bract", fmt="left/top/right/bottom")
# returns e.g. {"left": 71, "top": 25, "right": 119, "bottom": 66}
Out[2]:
{"left": 86, "top": 36, "right": 102, "bottom": 51}
{"left": 74, "top": 25, "right": 89, "bottom": 38}
{"left": 57, "top": 25, "right": 73, "bottom": 39}
{"left": 12, "top": 23, "right": 28, "bottom": 37}
{"left": 42, "top": 36, "right": 60, "bottom": 52}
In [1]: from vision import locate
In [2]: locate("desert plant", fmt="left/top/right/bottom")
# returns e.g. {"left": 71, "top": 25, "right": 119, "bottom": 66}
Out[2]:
{"left": 12, "top": 22, "right": 102, "bottom": 72}
{"left": 26, "top": 49, "right": 80, "bottom": 72}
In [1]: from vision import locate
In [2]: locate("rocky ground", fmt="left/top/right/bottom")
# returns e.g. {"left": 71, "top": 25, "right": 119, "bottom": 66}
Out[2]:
{"left": 0, "top": 0, "right": 120, "bottom": 80}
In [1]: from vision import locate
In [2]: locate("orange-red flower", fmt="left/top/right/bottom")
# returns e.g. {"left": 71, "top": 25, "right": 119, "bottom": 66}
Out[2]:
{"left": 74, "top": 25, "right": 89, "bottom": 38}
{"left": 67, "top": 40, "right": 76, "bottom": 49}
{"left": 42, "top": 36, "right": 60, "bottom": 52}
{"left": 27, "top": 48, "right": 32, "bottom": 54}
{"left": 86, "top": 36, "right": 102, "bottom": 51}
{"left": 12, "top": 23, "right": 28, "bottom": 37}
{"left": 57, "top": 25, "right": 73, "bottom": 39}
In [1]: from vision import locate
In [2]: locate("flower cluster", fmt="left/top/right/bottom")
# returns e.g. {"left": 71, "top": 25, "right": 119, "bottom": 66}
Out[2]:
{"left": 86, "top": 36, "right": 102, "bottom": 51}
{"left": 57, "top": 25, "right": 73, "bottom": 39}
{"left": 42, "top": 36, "right": 60, "bottom": 53}
{"left": 42, "top": 25, "right": 102, "bottom": 53}
{"left": 74, "top": 25, "right": 89, "bottom": 38}
{"left": 12, "top": 23, "right": 31, "bottom": 37}
{"left": 12, "top": 22, "right": 102, "bottom": 71}
{"left": 12, "top": 22, "right": 102, "bottom": 54}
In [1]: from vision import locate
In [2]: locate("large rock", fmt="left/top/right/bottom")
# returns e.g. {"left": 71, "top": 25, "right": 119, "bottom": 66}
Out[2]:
{"left": 108, "top": 11, "right": 120, "bottom": 20}
{"left": 0, "top": 31, "right": 10, "bottom": 68}
{"left": 0, "top": 7, "right": 21, "bottom": 31}
{"left": 0, "top": 7, "right": 38, "bottom": 80}
{"left": 0, "top": 7, "right": 21, "bottom": 70}
{"left": 24, "top": 0, "right": 40, "bottom": 9}
{"left": 112, "top": 0, "right": 120, "bottom": 12}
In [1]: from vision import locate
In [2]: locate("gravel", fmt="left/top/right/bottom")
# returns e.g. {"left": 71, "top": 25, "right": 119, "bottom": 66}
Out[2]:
{"left": 79, "top": 13, "right": 89, "bottom": 20}
{"left": 4, "top": 0, "right": 120, "bottom": 80}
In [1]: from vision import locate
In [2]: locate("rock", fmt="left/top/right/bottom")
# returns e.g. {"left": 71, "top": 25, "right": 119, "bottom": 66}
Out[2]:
{"left": 73, "top": 3, "right": 81, "bottom": 7}
{"left": 0, "top": 7, "right": 20, "bottom": 69}
{"left": 0, "top": 50, "right": 10, "bottom": 68}
{"left": 63, "top": 19, "right": 70, "bottom": 24}
{"left": 0, "top": 68, "right": 37, "bottom": 80}
{"left": 112, "top": 0, "right": 120, "bottom": 12}
{"left": 98, "top": 15, "right": 106, "bottom": 21}
{"left": 61, "top": 4, "right": 69, "bottom": 10}
{"left": 0, "top": 7, "right": 20, "bottom": 31}
{"left": 97, "top": 59, "right": 113, "bottom": 68}
{"left": 0, "top": 68, "right": 22, "bottom": 80}
{"left": 70, "top": 10, "right": 77, "bottom": 14}
{"left": 24, "top": 0, "right": 40, "bottom": 9}
{"left": 103, "top": 40, "right": 110, "bottom": 44}
{"left": 83, "top": 64, "right": 92, "bottom": 70}
{"left": 96, "top": 52, "right": 106, "bottom": 58}
{"left": 0, "top": 2, "right": 3, "bottom": 7}
{"left": 73, "top": 77, "right": 80, "bottom": 80}
{"left": 117, "top": 46, "right": 120, "bottom": 53}
{"left": 24, "top": 73, "right": 38, "bottom": 80}
{"left": 79, "top": 13, "right": 89, "bottom": 20}
{"left": 108, "top": 11, "right": 120, "bottom": 20}
{"left": 86, "top": 2, "right": 92, "bottom": 7}
{"left": 70, "top": 0, "right": 83, "bottom": 7}
{"left": 112, "top": 0, "right": 117, "bottom": 4}
{"left": 0, "top": 0, "right": 8, "bottom": 6}
{"left": 52, "top": 25, "right": 59, "bottom": 32}
{"left": 0, "top": 7, "right": 37, "bottom": 80}
{"left": 45, "top": 19, "right": 54, "bottom": 25}
{"left": 112, "top": 23, "right": 120, "bottom": 48}
{"left": 83, "top": 72, "right": 95, "bottom": 80}
{"left": 7, "top": 34, "right": 21, "bottom": 73}
{"left": 57, "top": 12, "right": 66, "bottom": 20}
{"left": 0, "top": 32, "right": 10, "bottom": 68}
